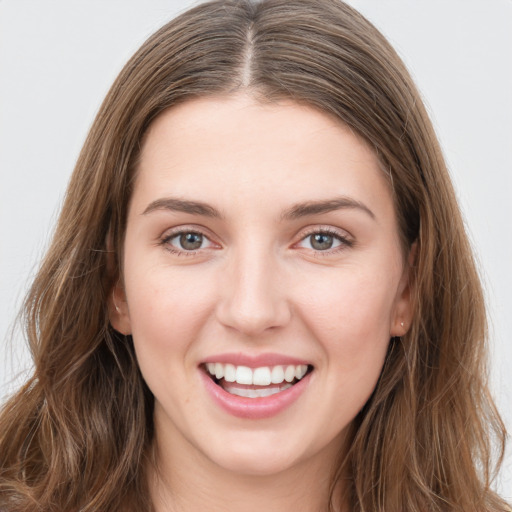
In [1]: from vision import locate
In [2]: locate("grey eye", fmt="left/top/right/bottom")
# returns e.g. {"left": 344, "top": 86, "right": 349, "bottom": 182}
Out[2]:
{"left": 309, "top": 233, "right": 334, "bottom": 250}
{"left": 179, "top": 232, "right": 204, "bottom": 250}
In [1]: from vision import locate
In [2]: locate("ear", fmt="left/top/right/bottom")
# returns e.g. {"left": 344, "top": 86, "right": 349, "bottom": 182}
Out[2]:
{"left": 390, "top": 242, "right": 417, "bottom": 337}
{"left": 105, "top": 232, "right": 132, "bottom": 335}
{"left": 108, "top": 280, "right": 132, "bottom": 335}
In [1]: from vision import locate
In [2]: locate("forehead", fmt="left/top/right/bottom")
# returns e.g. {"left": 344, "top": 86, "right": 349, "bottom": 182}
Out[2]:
{"left": 132, "top": 94, "right": 393, "bottom": 220}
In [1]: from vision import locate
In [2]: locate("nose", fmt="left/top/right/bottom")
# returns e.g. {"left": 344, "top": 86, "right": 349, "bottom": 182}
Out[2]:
{"left": 215, "top": 243, "right": 292, "bottom": 337}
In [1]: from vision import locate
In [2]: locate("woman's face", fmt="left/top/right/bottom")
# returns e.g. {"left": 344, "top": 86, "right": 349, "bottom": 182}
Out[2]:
{"left": 112, "top": 94, "right": 412, "bottom": 477}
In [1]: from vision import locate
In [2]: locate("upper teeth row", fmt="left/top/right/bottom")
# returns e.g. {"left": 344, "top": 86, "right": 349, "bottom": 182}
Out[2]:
{"left": 206, "top": 363, "right": 308, "bottom": 386}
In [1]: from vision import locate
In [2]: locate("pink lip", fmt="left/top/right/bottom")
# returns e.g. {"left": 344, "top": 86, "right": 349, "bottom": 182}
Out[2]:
{"left": 202, "top": 352, "right": 310, "bottom": 368}
{"left": 200, "top": 368, "right": 312, "bottom": 420}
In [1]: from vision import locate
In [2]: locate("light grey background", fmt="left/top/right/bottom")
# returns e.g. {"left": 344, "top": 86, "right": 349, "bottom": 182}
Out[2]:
{"left": 1, "top": 0, "right": 511, "bottom": 499}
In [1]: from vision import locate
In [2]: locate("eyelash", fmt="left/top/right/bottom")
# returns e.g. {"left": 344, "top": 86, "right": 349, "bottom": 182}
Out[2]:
{"left": 159, "top": 227, "right": 214, "bottom": 256}
{"left": 159, "top": 226, "right": 353, "bottom": 256}
{"left": 296, "top": 227, "right": 354, "bottom": 255}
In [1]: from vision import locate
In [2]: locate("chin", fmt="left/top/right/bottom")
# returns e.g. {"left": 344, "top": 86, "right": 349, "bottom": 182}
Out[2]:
{"left": 206, "top": 444, "right": 304, "bottom": 477}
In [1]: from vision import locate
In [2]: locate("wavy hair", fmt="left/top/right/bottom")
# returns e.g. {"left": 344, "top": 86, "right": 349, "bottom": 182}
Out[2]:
{"left": 0, "top": 1, "right": 508, "bottom": 511}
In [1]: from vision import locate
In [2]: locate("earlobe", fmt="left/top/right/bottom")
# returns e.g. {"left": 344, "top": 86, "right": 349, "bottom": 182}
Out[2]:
{"left": 108, "top": 282, "right": 132, "bottom": 335}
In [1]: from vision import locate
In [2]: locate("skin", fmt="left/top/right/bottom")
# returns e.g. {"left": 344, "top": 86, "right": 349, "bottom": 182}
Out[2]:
{"left": 110, "top": 93, "right": 413, "bottom": 512}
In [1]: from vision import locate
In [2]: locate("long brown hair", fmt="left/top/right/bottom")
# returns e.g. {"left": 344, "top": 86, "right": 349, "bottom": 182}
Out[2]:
{"left": 0, "top": 1, "right": 508, "bottom": 511}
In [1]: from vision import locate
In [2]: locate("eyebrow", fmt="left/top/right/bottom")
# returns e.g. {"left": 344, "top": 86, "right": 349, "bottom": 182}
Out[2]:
{"left": 282, "top": 197, "right": 375, "bottom": 220}
{"left": 141, "top": 195, "right": 375, "bottom": 221}
{"left": 142, "top": 198, "right": 223, "bottom": 218}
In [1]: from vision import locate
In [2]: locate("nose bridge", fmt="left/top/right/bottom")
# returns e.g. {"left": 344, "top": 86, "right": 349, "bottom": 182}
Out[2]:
{"left": 216, "top": 237, "right": 291, "bottom": 336}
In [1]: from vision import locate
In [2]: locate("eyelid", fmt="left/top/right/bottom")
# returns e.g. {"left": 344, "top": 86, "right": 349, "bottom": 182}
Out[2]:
{"left": 293, "top": 225, "right": 354, "bottom": 252}
{"left": 158, "top": 224, "right": 353, "bottom": 255}
{"left": 159, "top": 225, "right": 222, "bottom": 252}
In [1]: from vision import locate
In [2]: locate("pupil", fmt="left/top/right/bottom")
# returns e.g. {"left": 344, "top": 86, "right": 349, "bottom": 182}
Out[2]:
{"left": 311, "top": 233, "right": 333, "bottom": 250}
{"left": 180, "top": 233, "right": 203, "bottom": 250}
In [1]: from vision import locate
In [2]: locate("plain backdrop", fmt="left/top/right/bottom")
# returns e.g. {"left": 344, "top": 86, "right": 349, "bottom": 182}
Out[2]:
{"left": 1, "top": 0, "right": 511, "bottom": 500}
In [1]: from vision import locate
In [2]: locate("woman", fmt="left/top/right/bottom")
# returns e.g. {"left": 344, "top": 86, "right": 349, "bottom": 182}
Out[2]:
{"left": 0, "top": 1, "right": 509, "bottom": 511}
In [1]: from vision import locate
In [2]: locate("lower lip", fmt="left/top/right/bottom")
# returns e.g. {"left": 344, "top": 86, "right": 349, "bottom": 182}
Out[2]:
{"left": 200, "top": 369, "right": 312, "bottom": 420}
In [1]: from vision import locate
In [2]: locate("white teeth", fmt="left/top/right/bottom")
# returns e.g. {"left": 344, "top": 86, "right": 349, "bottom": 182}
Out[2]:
{"left": 224, "top": 383, "right": 293, "bottom": 398}
{"left": 253, "top": 367, "right": 271, "bottom": 386}
{"left": 224, "top": 363, "right": 236, "bottom": 383}
{"left": 271, "top": 365, "right": 285, "bottom": 384}
{"left": 295, "top": 364, "right": 308, "bottom": 379}
{"left": 214, "top": 363, "right": 224, "bottom": 380}
{"left": 205, "top": 362, "right": 310, "bottom": 386}
{"left": 284, "top": 365, "right": 296, "bottom": 383}
{"left": 235, "top": 366, "right": 253, "bottom": 385}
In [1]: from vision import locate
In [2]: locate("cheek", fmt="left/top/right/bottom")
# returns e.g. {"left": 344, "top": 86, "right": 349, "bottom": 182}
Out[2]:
{"left": 123, "top": 263, "right": 219, "bottom": 366}
{"left": 301, "top": 269, "right": 397, "bottom": 334}
{"left": 309, "top": 271, "right": 395, "bottom": 419}
{"left": 123, "top": 266, "right": 216, "bottom": 405}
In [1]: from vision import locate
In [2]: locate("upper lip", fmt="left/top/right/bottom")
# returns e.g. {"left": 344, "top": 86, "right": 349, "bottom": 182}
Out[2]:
{"left": 201, "top": 352, "right": 311, "bottom": 368}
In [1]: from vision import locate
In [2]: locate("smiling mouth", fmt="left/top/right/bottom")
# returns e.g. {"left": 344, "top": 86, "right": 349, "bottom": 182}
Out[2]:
{"left": 203, "top": 363, "right": 313, "bottom": 399}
